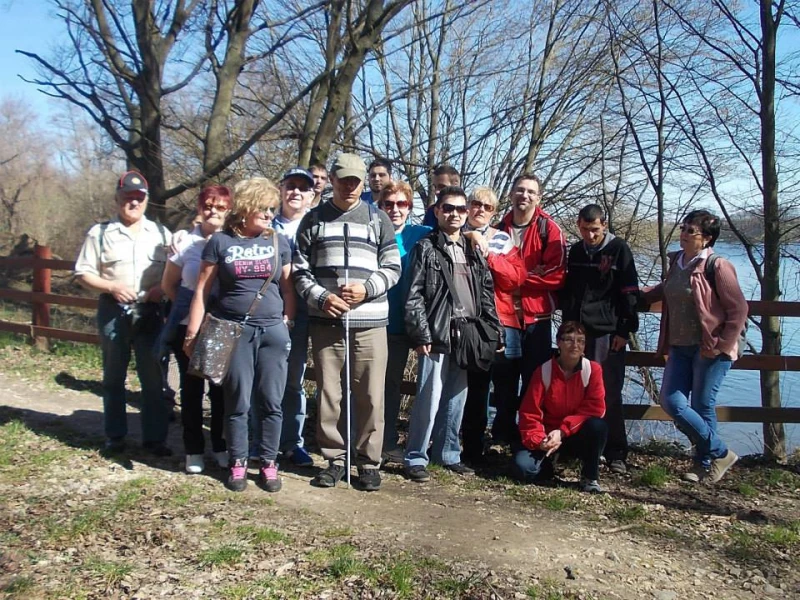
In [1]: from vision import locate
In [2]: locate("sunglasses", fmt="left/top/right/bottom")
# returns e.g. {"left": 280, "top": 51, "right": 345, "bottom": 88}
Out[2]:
{"left": 380, "top": 200, "right": 410, "bottom": 210}
{"left": 285, "top": 184, "right": 311, "bottom": 192}
{"left": 440, "top": 203, "right": 468, "bottom": 215}
{"left": 679, "top": 224, "right": 703, "bottom": 236}
{"left": 470, "top": 200, "right": 495, "bottom": 212}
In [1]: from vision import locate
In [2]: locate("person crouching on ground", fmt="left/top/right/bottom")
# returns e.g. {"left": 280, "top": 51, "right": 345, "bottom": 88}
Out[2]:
{"left": 514, "top": 321, "right": 608, "bottom": 493}
{"left": 185, "top": 178, "right": 295, "bottom": 493}
{"left": 403, "top": 186, "right": 503, "bottom": 482}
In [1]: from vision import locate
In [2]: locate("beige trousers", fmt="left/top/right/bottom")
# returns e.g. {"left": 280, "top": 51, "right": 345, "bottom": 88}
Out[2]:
{"left": 310, "top": 324, "right": 387, "bottom": 468}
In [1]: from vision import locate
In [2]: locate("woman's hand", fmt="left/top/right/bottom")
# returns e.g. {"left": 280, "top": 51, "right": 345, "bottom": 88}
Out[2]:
{"left": 183, "top": 331, "right": 198, "bottom": 356}
{"left": 700, "top": 348, "right": 721, "bottom": 359}
{"left": 539, "top": 430, "right": 563, "bottom": 456}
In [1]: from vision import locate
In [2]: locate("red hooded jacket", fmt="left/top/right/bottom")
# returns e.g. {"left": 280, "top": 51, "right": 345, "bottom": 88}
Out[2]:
{"left": 518, "top": 357, "right": 606, "bottom": 449}
{"left": 488, "top": 207, "right": 567, "bottom": 328}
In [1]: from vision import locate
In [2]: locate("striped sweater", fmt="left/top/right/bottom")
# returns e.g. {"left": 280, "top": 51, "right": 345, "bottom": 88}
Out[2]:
{"left": 293, "top": 200, "right": 401, "bottom": 328}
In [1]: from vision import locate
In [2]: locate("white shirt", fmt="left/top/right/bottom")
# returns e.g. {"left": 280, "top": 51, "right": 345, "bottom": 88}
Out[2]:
{"left": 75, "top": 216, "right": 172, "bottom": 297}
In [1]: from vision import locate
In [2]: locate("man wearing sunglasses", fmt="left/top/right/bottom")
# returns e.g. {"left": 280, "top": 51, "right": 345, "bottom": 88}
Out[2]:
{"left": 403, "top": 187, "right": 503, "bottom": 482}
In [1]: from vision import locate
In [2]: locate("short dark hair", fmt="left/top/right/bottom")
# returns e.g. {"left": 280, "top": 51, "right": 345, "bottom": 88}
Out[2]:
{"left": 310, "top": 163, "right": 327, "bottom": 174}
{"left": 436, "top": 186, "right": 467, "bottom": 205}
{"left": 433, "top": 164, "right": 460, "bottom": 179}
{"left": 368, "top": 157, "right": 392, "bottom": 176}
{"left": 578, "top": 204, "right": 606, "bottom": 224}
{"left": 512, "top": 172, "right": 543, "bottom": 193}
{"left": 683, "top": 209, "right": 721, "bottom": 247}
{"left": 557, "top": 321, "right": 587, "bottom": 340}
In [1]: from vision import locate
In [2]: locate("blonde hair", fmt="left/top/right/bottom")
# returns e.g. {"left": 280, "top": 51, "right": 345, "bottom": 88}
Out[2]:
{"left": 468, "top": 186, "right": 498, "bottom": 209}
{"left": 226, "top": 177, "right": 280, "bottom": 235}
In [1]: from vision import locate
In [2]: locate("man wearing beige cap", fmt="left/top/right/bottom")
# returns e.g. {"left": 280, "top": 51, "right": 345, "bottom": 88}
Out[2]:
{"left": 75, "top": 171, "right": 172, "bottom": 456}
{"left": 293, "top": 153, "right": 401, "bottom": 491}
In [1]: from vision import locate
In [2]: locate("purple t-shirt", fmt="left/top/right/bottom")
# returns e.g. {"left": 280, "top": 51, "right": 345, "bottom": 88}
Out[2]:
{"left": 202, "top": 230, "right": 291, "bottom": 326}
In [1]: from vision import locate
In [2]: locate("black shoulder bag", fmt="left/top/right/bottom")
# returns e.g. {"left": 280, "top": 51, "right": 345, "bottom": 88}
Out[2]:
{"left": 434, "top": 245, "right": 500, "bottom": 372}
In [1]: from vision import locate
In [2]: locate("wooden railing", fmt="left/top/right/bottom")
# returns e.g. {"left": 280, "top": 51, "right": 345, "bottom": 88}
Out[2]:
{"left": 1, "top": 247, "right": 799, "bottom": 424}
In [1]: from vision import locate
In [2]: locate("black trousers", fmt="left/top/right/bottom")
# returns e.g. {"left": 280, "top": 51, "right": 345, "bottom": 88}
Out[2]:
{"left": 461, "top": 368, "right": 492, "bottom": 462}
{"left": 173, "top": 325, "right": 226, "bottom": 455}
{"left": 491, "top": 320, "right": 553, "bottom": 450}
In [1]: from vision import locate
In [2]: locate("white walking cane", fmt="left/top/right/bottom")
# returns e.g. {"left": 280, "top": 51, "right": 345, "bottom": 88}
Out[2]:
{"left": 343, "top": 223, "right": 352, "bottom": 488}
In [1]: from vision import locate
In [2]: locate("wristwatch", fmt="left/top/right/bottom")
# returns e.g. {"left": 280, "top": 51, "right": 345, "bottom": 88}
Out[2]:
{"left": 284, "top": 319, "right": 295, "bottom": 329}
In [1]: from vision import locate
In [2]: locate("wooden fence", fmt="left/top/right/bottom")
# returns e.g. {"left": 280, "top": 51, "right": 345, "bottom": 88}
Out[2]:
{"left": 1, "top": 245, "right": 799, "bottom": 424}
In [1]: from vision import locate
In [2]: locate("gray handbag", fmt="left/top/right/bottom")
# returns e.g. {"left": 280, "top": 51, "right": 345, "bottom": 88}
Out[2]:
{"left": 188, "top": 232, "right": 279, "bottom": 385}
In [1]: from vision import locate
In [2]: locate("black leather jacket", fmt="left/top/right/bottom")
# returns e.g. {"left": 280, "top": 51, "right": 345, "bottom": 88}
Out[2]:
{"left": 404, "top": 230, "right": 503, "bottom": 354}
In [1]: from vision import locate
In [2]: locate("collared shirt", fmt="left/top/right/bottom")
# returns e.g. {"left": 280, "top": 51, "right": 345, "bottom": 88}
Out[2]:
{"left": 444, "top": 237, "right": 476, "bottom": 319}
{"left": 75, "top": 216, "right": 172, "bottom": 298}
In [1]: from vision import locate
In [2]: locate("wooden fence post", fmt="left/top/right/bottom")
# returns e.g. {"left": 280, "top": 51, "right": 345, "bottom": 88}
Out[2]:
{"left": 32, "top": 244, "right": 51, "bottom": 350}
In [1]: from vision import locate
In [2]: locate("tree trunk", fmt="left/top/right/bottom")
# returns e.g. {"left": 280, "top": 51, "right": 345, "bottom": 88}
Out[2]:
{"left": 758, "top": 0, "right": 784, "bottom": 460}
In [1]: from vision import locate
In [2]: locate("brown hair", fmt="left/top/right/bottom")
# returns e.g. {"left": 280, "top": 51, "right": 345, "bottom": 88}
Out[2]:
{"left": 557, "top": 321, "right": 586, "bottom": 340}
{"left": 379, "top": 180, "right": 415, "bottom": 210}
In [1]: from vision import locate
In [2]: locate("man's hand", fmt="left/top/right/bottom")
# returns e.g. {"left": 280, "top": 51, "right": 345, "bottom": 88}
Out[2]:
{"left": 322, "top": 294, "right": 350, "bottom": 317}
{"left": 109, "top": 282, "right": 137, "bottom": 304}
{"left": 142, "top": 285, "right": 164, "bottom": 304}
{"left": 169, "top": 229, "right": 188, "bottom": 256}
{"left": 463, "top": 231, "right": 489, "bottom": 258}
{"left": 539, "top": 430, "right": 563, "bottom": 457}
{"left": 339, "top": 283, "right": 367, "bottom": 306}
{"left": 611, "top": 335, "right": 628, "bottom": 352}
{"left": 415, "top": 344, "right": 431, "bottom": 356}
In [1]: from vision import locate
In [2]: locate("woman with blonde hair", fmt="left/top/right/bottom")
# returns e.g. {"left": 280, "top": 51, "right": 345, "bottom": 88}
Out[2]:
{"left": 185, "top": 178, "right": 296, "bottom": 492}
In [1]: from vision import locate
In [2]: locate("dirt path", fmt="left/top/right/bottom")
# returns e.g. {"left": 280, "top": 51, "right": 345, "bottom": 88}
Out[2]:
{"left": 2, "top": 370, "right": 794, "bottom": 600}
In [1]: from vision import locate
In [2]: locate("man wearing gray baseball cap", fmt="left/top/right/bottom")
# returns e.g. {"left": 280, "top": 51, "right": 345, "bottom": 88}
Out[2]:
{"left": 293, "top": 153, "right": 401, "bottom": 491}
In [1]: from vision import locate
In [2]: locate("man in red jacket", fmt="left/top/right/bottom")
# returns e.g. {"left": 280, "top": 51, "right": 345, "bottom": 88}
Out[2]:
{"left": 490, "top": 173, "right": 566, "bottom": 450}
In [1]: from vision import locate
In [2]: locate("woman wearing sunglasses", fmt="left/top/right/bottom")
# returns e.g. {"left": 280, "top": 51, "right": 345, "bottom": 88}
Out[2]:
{"left": 644, "top": 210, "right": 748, "bottom": 484}
{"left": 185, "top": 178, "right": 296, "bottom": 493}
{"left": 378, "top": 181, "right": 431, "bottom": 465}
{"left": 161, "top": 186, "right": 232, "bottom": 474}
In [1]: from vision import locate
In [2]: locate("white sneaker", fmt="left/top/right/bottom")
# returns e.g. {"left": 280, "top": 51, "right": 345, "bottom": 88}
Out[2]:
{"left": 213, "top": 450, "right": 229, "bottom": 469}
{"left": 185, "top": 454, "right": 205, "bottom": 474}
{"left": 708, "top": 451, "right": 738, "bottom": 483}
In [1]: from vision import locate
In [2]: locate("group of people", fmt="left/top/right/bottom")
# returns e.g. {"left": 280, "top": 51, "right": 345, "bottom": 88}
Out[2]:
{"left": 74, "top": 154, "right": 749, "bottom": 494}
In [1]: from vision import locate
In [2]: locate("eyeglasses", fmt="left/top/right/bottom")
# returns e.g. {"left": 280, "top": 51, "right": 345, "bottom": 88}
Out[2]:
{"left": 470, "top": 200, "right": 495, "bottom": 212}
{"left": 440, "top": 203, "right": 469, "bottom": 215}
{"left": 679, "top": 224, "right": 703, "bottom": 236}
{"left": 119, "top": 194, "right": 147, "bottom": 204}
{"left": 258, "top": 206, "right": 275, "bottom": 214}
{"left": 559, "top": 336, "right": 586, "bottom": 346}
{"left": 202, "top": 203, "right": 229, "bottom": 212}
{"left": 380, "top": 200, "right": 410, "bottom": 211}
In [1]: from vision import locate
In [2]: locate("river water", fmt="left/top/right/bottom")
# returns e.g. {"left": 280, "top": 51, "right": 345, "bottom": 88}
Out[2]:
{"left": 628, "top": 241, "right": 800, "bottom": 456}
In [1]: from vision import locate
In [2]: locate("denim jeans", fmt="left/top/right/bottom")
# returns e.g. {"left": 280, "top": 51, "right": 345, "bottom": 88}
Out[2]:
{"left": 513, "top": 417, "right": 608, "bottom": 482}
{"left": 279, "top": 307, "right": 309, "bottom": 453}
{"left": 97, "top": 295, "right": 168, "bottom": 444}
{"left": 225, "top": 322, "right": 290, "bottom": 464}
{"left": 585, "top": 334, "right": 628, "bottom": 462}
{"left": 383, "top": 334, "right": 412, "bottom": 453}
{"left": 660, "top": 345, "right": 732, "bottom": 464}
{"left": 405, "top": 353, "right": 468, "bottom": 468}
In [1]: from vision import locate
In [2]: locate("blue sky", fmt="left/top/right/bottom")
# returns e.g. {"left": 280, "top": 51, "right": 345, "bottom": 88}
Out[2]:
{"left": 1, "top": 0, "right": 65, "bottom": 118}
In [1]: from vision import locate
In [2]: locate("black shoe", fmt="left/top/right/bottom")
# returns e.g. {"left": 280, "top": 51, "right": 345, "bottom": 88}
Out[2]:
{"left": 405, "top": 465, "right": 431, "bottom": 482}
{"left": 102, "top": 438, "right": 126, "bottom": 455}
{"left": 312, "top": 463, "right": 347, "bottom": 488}
{"left": 358, "top": 467, "right": 381, "bottom": 491}
{"left": 142, "top": 442, "right": 173, "bottom": 457}
{"left": 444, "top": 462, "right": 475, "bottom": 476}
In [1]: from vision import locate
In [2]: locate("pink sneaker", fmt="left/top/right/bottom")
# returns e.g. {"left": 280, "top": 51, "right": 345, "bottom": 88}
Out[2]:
{"left": 259, "top": 461, "right": 282, "bottom": 493}
{"left": 226, "top": 460, "right": 248, "bottom": 492}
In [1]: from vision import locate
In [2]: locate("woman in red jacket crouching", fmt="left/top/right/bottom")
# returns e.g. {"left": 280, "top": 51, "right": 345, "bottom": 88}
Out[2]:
{"left": 513, "top": 321, "right": 608, "bottom": 493}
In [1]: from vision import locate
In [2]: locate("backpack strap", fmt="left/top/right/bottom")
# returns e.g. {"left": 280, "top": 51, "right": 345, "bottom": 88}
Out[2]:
{"left": 97, "top": 221, "right": 110, "bottom": 256}
{"left": 542, "top": 357, "right": 591, "bottom": 391}
{"left": 537, "top": 215, "right": 548, "bottom": 254}
{"left": 704, "top": 253, "right": 720, "bottom": 299}
{"left": 541, "top": 359, "right": 552, "bottom": 391}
